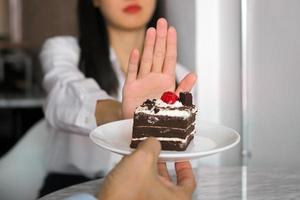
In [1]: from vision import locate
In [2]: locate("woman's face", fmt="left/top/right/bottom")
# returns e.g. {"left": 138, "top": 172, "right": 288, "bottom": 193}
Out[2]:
{"left": 93, "top": 0, "right": 156, "bottom": 30}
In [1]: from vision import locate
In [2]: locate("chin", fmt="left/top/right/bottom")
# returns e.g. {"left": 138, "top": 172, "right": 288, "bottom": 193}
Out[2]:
{"left": 120, "top": 20, "right": 148, "bottom": 30}
{"left": 126, "top": 24, "right": 147, "bottom": 30}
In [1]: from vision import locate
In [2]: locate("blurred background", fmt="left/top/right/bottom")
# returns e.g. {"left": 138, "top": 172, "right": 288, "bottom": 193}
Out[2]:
{"left": 0, "top": 0, "right": 77, "bottom": 157}
{"left": 0, "top": 0, "right": 299, "bottom": 172}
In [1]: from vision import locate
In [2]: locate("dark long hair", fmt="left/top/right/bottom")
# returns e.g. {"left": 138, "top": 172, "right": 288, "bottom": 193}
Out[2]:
{"left": 78, "top": 0, "right": 164, "bottom": 95}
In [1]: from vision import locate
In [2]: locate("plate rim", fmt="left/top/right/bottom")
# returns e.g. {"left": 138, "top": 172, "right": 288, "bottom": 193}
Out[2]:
{"left": 89, "top": 119, "right": 240, "bottom": 160}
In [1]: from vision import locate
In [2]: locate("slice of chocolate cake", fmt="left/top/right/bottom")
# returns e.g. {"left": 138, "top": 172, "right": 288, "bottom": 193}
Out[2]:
{"left": 130, "top": 91, "right": 197, "bottom": 151}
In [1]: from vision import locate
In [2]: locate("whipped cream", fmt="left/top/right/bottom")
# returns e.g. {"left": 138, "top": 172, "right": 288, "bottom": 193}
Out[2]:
{"left": 135, "top": 99, "right": 197, "bottom": 119}
{"left": 131, "top": 130, "right": 195, "bottom": 143}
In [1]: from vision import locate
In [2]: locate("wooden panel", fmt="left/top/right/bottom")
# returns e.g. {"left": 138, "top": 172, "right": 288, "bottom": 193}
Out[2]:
{"left": 22, "top": 0, "right": 77, "bottom": 49}
{"left": 0, "top": 0, "right": 9, "bottom": 37}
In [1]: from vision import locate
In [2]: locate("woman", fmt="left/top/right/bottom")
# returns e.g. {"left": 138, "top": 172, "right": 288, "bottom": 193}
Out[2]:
{"left": 38, "top": 0, "right": 196, "bottom": 196}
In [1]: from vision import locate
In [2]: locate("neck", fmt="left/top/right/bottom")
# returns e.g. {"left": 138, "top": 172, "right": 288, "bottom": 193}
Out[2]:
{"left": 107, "top": 26, "right": 145, "bottom": 73}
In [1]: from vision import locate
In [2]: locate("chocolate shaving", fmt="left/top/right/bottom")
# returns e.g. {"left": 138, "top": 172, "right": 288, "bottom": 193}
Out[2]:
{"left": 154, "top": 107, "right": 160, "bottom": 114}
{"left": 144, "top": 99, "right": 153, "bottom": 105}
{"left": 141, "top": 99, "right": 156, "bottom": 110}
{"left": 147, "top": 104, "right": 154, "bottom": 110}
{"left": 179, "top": 92, "right": 193, "bottom": 106}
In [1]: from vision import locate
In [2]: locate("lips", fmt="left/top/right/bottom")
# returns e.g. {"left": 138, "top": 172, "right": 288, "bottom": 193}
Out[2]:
{"left": 123, "top": 4, "right": 142, "bottom": 14}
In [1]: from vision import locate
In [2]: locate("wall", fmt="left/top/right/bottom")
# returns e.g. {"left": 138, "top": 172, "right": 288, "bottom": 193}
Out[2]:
{"left": 195, "top": 0, "right": 242, "bottom": 166}
{"left": 0, "top": 0, "right": 9, "bottom": 37}
{"left": 164, "top": 0, "right": 196, "bottom": 71}
{"left": 247, "top": 0, "right": 300, "bottom": 167}
{"left": 22, "top": 0, "right": 77, "bottom": 49}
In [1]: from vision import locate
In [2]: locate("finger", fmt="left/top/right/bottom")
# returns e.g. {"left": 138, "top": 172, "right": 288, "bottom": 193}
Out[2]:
{"left": 125, "top": 48, "right": 140, "bottom": 83}
{"left": 175, "top": 73, "right": 197, "bottom": 95}
{"left": 117, "top": 138, "right": 160, "bottom": 174}
{"left": 139, "top": 27, "right": 156, "bottom": 77}
{"left": 157, "top": 162, "right": 171, "bottom": 181}
{"left": 133, "top": 137, "right": 161, "bottom": 166}
{"left": 152, "top": 18, "right": 168, "bottom": 73}
{"left": 163, "top": 26, "right": 177, "bottom": 75}
{"left": 175, "top": 161, "right": 196, "bottom": 194}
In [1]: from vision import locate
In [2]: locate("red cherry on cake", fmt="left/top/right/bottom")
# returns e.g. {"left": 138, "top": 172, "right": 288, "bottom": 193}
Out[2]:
{"left": 161, "top": 91, "right": 178, "bottom": 104}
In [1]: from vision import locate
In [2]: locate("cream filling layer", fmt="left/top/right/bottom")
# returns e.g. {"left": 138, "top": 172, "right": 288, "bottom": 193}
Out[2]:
{"left": 135, "top": 123, "right": 195, "bottom": 131}
{"left": 131, "top": 130, "right": 196, "bottom": 143}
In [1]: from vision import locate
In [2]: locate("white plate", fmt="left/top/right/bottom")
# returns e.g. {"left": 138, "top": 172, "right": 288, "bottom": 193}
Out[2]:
{"left": 90, "top": 119, "right": 240, "bottom": 162}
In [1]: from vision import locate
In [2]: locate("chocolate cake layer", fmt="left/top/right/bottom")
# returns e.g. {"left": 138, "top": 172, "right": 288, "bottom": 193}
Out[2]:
{"left": 133, "top": 112, "right": 196, "bottom": 128}
{"left": 132, "top": 124, "right": 195, "bottom": 139}
{"left": 130, "top": 134, "right": 194, "bottom": 151}
{"left": 131, "top": 96, "right": 197, "bottom": 151}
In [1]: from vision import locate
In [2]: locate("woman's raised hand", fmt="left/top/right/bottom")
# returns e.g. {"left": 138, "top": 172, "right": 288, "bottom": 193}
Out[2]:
{"left": 122, "top": 18, "right": 197, "bottom": 119}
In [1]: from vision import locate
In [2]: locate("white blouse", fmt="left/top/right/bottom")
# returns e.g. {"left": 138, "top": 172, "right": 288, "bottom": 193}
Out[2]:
{"left": 40, "top": 36, "right": 190, "bottom": 178}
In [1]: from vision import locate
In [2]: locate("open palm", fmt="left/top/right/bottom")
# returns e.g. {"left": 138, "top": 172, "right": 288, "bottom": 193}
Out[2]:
{"left": 122, "top": 19, "right": 197, "bottom": 119}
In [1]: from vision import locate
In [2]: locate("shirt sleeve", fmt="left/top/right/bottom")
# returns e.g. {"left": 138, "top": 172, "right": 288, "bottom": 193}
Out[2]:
{"left": 40, "top": 36, "right": 114, "bottom": 135}
{"left": 63, "top": 193, "right": 97, "bottom": 200}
